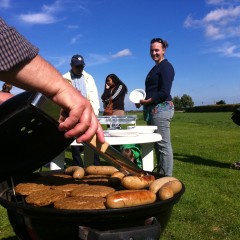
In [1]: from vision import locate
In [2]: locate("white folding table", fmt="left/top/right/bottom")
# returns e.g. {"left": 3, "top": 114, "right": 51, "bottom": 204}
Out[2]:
{"left": 70, "top": 132, "right": 162, "bottom": 171}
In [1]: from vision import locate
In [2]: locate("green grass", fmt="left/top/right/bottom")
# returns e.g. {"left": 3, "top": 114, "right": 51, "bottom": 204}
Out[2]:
{"left": 1, "top": 112, "right": 240, "bottom": 240}
{"left": 162, "top": 112, "right": 240, "bottom": 240}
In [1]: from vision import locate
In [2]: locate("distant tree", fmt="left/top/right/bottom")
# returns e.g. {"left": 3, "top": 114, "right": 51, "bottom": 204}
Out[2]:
{"left": 216, "top": 100, "right": 226, "bottom": 105}
{"left": 181, "top": 94, "right": 194, "bottom": 108}
{"left": 172, "top": 96, "right": 182, "bottom": 110}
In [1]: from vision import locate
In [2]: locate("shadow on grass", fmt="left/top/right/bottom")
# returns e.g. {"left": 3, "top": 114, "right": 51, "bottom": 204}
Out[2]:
{"left": 174, "top": 153, "right": 230, "bottom": 169}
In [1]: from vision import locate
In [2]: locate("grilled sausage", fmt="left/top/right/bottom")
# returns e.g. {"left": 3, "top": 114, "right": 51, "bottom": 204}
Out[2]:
{"left": 108, "top": 171, "right": 126, "bottom": 188}
{"left": 65, "top": 166, "right": 85, "bottom": 179}
{"left": 158, "top": 186, "right": 174, "bottom": 200}
{"left": 161, "top": 180, "right": 182, "bottom": 194}
{"left": 85, "top": 166, "right": 118, "bottom": 175}
{"left": 105, "top": 189, "right": 156, "bottom": 208}
{"left": 149, "top": 176, "right": 177, "bottom": 194}
{"left": 121, "top": 174, "right": 155, "bottom": 190}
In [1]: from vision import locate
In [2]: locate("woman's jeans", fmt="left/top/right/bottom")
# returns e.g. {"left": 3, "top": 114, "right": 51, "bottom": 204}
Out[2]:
{"left": 150, "top": 102, "right": 174, "bottom": 176}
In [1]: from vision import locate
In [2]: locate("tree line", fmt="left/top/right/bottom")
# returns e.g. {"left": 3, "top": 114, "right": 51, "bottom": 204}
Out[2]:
{"left": 172, "top": 94, "right": 194, "bottom": 110}
{"left": 172, "top": 94, "right": 229, "bottom": 111}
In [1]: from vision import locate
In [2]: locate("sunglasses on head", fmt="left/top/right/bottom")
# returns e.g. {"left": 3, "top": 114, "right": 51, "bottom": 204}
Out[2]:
{"left": 150, "top": 38, "right": 163, "bottom": 44}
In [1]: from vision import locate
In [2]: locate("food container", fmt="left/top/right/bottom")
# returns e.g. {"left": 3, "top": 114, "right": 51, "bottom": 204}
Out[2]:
{"left": 0, "top": 92, "right": 185, "bottom": 240}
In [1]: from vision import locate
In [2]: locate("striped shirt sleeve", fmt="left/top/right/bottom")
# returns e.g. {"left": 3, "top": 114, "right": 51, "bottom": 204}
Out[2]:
{"left": 0, "top": 18, "right": 39, "bottom": 71}
{"left": 111, "top": 85, "right": 123, "bottom": 100}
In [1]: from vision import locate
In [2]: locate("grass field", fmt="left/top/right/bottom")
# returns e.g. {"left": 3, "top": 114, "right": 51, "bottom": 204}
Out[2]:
{"left": 1, "top": 112, "right": 240, "bottom": 240}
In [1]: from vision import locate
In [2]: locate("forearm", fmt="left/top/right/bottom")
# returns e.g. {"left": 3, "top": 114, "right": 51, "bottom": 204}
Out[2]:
{"left": 101, "top": 89, "right": 111, "bottom": 101}
{"left": 0, "top": 17, "right": 105, "bottom": 144}
{"left": 2, "top": 56, "right": 67, "bottom": 95}
{"left": 0, "top": 92, "right": 14, "bottom": 104}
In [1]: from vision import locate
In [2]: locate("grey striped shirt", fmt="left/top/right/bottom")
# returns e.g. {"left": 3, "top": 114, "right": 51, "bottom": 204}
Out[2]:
{"left": 0, "top": 18, "right": 39, "bottom": 72}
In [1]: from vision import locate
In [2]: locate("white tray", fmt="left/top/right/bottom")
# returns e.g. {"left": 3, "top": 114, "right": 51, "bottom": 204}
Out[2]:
{"left": 127, "top": 126, "right": 157, "bottom": 134}
{"left": 107, "top": 129, "right": 139, "bottom": 137}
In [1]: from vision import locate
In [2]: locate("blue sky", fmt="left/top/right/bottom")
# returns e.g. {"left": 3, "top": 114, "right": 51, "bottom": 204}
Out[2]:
{"left": 1, "top": 0, "right": 240, "bottom": 110}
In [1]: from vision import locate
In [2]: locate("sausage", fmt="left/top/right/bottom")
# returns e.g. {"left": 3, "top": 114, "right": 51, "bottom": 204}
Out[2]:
{"left": 105, "top": 189, "right": 156, "bottom": 208}
{"left": 149, "top": 176, "right": 178, "bottom": 194}
{"left": 85, "top": 166, "right": 118, "bottom": 175}
{"left": 158, "top": 186, "right": 174, "bottom": 200}
{"left": 65, "top": 166, "right": 85, "bottom": 179}
{"left": 108, "top": 171, "right": 126, "bottom": 188}
{"left": 161, "top": 180, "right": 182, "bottom": 194}
{"left": 121, "top": 174, "right": 155, "bottom": 190}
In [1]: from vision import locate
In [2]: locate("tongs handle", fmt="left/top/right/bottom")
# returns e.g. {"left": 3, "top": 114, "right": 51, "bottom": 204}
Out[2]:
{"left": 84, "top": 135, "right": 145, "bottom": 176}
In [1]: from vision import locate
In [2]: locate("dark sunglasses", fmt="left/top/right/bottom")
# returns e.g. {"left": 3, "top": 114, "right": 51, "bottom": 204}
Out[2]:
{"left": 150, "top": 38, "right": 163, "bottom": 44}
{"left": 74, "top": 65, "right": 84, "bottom": 69}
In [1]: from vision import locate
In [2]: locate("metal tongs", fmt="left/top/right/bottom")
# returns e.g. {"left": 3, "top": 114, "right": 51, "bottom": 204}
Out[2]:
{"left": 84, "top": 135, "right": 146, "bottom": 176}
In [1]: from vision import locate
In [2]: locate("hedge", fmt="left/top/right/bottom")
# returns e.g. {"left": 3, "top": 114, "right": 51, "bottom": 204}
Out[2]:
{"left": 185, "top": 104, "right": 240, "bottom": 112}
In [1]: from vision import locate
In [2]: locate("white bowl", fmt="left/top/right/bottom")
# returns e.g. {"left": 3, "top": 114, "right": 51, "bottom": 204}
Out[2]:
{"left": 129, "top": 89, "right": 146, "bottom": 103}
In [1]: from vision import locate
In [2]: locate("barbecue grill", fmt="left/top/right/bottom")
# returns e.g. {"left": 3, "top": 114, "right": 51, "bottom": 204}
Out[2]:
{"left": 0, "top": 92, "right": 185, "bottom": 240}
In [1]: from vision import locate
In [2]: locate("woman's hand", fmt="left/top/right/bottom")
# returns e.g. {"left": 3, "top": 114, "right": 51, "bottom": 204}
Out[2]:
{"left": 135, "top": 98, "right": 152, "bottom": 108}
{"left": 140, "top": 98, "right": 152, "bottom": 105}
{"left": 135, "top": 103, "right": 141, "bottom": 109}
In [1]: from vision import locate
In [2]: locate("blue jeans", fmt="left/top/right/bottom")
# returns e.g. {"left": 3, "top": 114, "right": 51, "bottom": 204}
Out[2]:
{"left": 71, "top": 146, "right": 100, "bottom": 167}
{"left": 71, "top": 146, "right": 84, "bottom": 167}
{"left": 150, "top": 101, "right": 174, "bottom": 176}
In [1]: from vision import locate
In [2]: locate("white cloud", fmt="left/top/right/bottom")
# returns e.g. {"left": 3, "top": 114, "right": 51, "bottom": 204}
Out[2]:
{"left": 42, "top": 1, "right": 62, "bottom": 14}
{"left": 67, "top": 25, "right": 79, "bottom": 29}
{"left": 184, "top": 15, "right": 202, "bottom": 28}
{"left": 205, "top": 24, "right": 224, "bottom": 39}
{"left": 215, "top": 43, "right": 240, "bottom": 57}
{"left": 0, "top": 0, "right": 10, "bottom": 8}
{"left": 85, "top": 49, "right": 133, "bottom": 66}
{"left": 19, "top": 13, "right": 57, "bottom": 24}
{"left": 18, "top": 1, "right": 63, "bottom": 24}
{"left": 111, "top": 49, "right": 132, "bottom": 58}
{"left": 70, "top": 34, "right": 82, "bottom": 44}
{"left": 203, "top": 6, "right": 240, "bottom": 23}
{"left": 228, "top": 25, "right": 240, "bottom": 37}
{"left": 53, "top": 57, "right": 67, "bottom": 68}
{"left": 206, "top": 0, "right": 225, "bottom": 5}
{"left": 185, "top": 1, "right": 240, "bottom": 58}
{"left": 184, "top": 4, "right": 240, "bottom": 40}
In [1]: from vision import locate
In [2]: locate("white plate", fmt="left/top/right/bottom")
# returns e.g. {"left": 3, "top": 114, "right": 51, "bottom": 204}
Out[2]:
{"left": 107, "top": 129, "right": 139, "bottom": 137}
{"left": 127, "top": 126, "right": 157, "bottom": 134}
{"left": 129, "top": 89, "right": 146, "bottom": 103}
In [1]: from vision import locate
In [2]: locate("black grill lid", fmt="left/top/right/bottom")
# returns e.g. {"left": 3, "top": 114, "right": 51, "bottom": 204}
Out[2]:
{"left": 0, "top": 91, "right": 74, "bottom": 181}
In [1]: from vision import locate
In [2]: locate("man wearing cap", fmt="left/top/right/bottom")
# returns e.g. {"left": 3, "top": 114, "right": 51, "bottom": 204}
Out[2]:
{"left": 63, "top": 54, "right": 100, "bottom": 167}
{"left": 63, "top": 55, "right": 100, "bottom": 115}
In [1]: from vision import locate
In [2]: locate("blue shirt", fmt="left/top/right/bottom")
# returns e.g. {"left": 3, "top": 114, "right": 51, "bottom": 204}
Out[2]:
{"left": 145, "top": 59, "right": 174, "bottom": 104}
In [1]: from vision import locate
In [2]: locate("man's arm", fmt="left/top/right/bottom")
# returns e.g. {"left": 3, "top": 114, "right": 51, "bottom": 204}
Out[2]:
{"left": 0, "top": 18, "right": 104, "bottom": 143}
